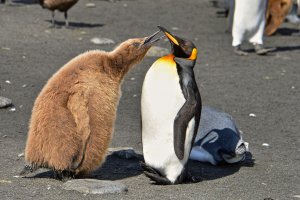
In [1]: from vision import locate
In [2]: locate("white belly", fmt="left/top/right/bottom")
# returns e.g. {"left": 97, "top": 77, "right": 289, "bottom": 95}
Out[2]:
{"left": 141, "top": 61, "right": 195, "bottom": 183}
{"left": 232, "top": 0, "right": 267, "bottom": 44}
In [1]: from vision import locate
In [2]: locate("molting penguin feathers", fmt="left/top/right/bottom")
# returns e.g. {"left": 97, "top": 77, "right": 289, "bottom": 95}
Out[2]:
{"left": 20, "top": 30, "right": 162, "bottom": 180}
{"left": 141, "top": 26, "right": 202, "bottom": 184}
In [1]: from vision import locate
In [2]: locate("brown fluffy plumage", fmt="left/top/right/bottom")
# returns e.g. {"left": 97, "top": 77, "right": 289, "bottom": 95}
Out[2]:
{"left": 39, "top": 0, "right": 79, "bottom": 27}
{"left": 22, "top": 37, "right": 151, "bottom": 179}
{"left": 265, "top": 0, "right": 293, "bottom": 36}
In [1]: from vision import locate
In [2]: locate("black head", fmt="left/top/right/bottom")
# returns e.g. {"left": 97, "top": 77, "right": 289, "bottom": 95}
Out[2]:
{"left": 158, "top": 26, "right": 197, "bottom": 61}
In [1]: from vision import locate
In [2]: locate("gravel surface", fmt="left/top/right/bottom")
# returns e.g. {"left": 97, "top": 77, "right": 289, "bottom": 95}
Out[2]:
{"left": 0, "top": 0, "right": 299, "bottom": 199}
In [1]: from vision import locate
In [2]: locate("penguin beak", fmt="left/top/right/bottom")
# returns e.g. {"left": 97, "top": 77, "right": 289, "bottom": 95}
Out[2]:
{"left": 157, "top": 26, "right": 180, "bottom": 46}
{"left": 143, "top": 30, "right": 164, "bottom": 46}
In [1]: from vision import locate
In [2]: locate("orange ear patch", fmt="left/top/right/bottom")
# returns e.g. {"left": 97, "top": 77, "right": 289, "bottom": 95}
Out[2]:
{"left": 188, "top": 48, "right": 197, "bottom": 60}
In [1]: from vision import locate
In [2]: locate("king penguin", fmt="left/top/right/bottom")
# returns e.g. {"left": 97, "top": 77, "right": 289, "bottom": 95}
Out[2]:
{"left": 232, "top": 0, "right": 275, "bottom": 55}
{"left": 141, "top": 26, "right": 202, "bottom": 185}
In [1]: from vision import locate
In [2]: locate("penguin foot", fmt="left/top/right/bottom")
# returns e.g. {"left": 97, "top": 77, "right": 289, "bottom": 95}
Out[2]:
{"left": 53, "top": 170, "right": 76, "bottom": 181}
{"left": 254, "top": 44, "right": 276, "bottom": 55}
{"left": 20, "top": 164, "right": 39, "bottom": 176}
{"left": 140, "top": 161, "right": 172, "bottom": 185}
{"left": 233, "top": 46, "right": 248, "bottom": 56}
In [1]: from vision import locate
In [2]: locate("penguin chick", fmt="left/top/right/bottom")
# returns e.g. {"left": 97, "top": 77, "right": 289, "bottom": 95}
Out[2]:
{"left": 21, "top": 31, "right": 161, "bottom": 180}
{"left": 39, "top": 0, "right": 79, "bottom": 27}
{"left": 141, "top": 26, "right": 202, "bottom": 185}
{"left": 265, "top": 0, "right": 293, "bottom": 36}
{"left": 190, "top": 106, "right": 249, "bottom": 165}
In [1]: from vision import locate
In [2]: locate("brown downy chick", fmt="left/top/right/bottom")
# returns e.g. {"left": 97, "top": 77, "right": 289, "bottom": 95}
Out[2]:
{"left": 39, "top": 0, "right": 79, "bottom": 27}
{"left": 21, "top": 31, "right": 162, "bottom": 180}
{"left": 265, "top": 0, "right": 293, "bottom": 36}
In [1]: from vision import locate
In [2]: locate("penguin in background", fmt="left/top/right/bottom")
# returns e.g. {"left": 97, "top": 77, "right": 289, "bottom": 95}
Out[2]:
{"left": 20, "top": 30, "right": 162, "bottom": 180}
{"left": 232, "top": 0, "right": 276, "bottom": 55}
{"left": 141, "top": 26, "right": 202, "bottom": 185}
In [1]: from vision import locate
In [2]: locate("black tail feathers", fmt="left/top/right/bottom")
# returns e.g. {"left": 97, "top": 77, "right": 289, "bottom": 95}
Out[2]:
{"left": 20, "top": 164, "right": 39, "bottom": 176}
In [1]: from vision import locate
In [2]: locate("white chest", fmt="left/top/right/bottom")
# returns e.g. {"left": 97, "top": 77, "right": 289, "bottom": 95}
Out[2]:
{"left": 141, "top": 59, "right": 195, "bottom": 183}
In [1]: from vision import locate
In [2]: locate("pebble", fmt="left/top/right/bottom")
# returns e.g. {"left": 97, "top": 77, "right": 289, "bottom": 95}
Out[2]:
{"left": 249, "top": 113, "right": 256, "bottom": 117}
{"left": 62, "top": 179, "right": 128, "bottom": 195}
{"left": 22, "top": 84, "right": 27, "bottom": 88}
{"left": 171, "top": 27, "right": 179, "bottom": 30}
{"left": 5, "top": 80, "right": 11, "bottom": 84}
{"left": 262, "top": 143, "right": 270, "bottom": 147}
{"left": 18, "top": 153, "right": 24, "bottom": 157}
{"left": 146, "top": 46, "right": 169, "bottom": 57}
{"left": 9, "top": 107, "right": 16, "bottom": 112}
{"left": 0, "top": 180, "right": 12, "bottom": 184}
{"left": 86, "top": 3, "right": 96, "bottom": 8}
{"left": 293, "top": 195, "right": 300, "bottom": 198}
{"left": 90, "top": 37, "right": 115, "bottom": 45}
{"left": 0, "top": 96, "right": 12, "bottom": 108}
{"left": 1, "top": 47, "right": 11, "bottom": 51}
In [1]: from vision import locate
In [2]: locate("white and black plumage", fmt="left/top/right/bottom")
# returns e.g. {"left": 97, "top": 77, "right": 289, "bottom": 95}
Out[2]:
{"left": 141, "top": 26, "right": 201, "bottom": 185}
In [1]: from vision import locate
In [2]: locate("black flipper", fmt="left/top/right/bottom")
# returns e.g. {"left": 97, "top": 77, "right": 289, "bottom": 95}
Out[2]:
{"left": 173, "top": 85, "right": 198, "bottom": 160}
{"left": 173, "top": 57, "right": 202, "bottom": 161}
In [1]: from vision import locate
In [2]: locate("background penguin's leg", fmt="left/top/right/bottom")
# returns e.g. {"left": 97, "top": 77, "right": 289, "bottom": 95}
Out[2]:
{"left": 174, "top": 84, "right": 198, "bottom": 160}
{"left": 64, "top": 11, "right": 69, "bottom": 27}
{"left": 51, "top": 11, "right": 55, "bottom": 27}
{"left": 226, "top": 0, "right": 234, "bottom": 33}
{"left": 67, "top": 87, "right": 91, "bottom": 172}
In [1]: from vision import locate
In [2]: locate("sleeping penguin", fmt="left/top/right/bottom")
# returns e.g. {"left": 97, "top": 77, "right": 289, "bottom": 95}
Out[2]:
{"left": 190, "top": 106, "right": 249, "bottom": 165}
{"left": 141, "top": 26, "right": 202, "bottom": 185}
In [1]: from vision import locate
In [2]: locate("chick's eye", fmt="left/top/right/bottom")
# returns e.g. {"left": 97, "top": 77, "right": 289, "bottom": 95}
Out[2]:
{"left": 132, "top": 42, "right": 140, "bottom": 47}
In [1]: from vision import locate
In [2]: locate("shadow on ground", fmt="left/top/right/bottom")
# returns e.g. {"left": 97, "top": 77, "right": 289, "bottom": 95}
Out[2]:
{"left": 274, "top": 28, "right": 300, "bottom": 36}
{"left": 44, "top": 20, "right": 105, "bottom": 28}
{"left": 190, "top": 152, "right": 255, "bottom": 181}
{"left": 274, "top": 45, "right": 300, "bottom": 52}
{"left": 24, "top": 152, "right": 254, "bottom": 182}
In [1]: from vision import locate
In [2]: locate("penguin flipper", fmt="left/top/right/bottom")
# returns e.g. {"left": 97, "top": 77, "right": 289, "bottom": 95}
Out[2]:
{"left": 174, "top": 85, "right": 198, "bottom": 160}
{"left": 67, "top": 87, "right": 91, "bottom": 170}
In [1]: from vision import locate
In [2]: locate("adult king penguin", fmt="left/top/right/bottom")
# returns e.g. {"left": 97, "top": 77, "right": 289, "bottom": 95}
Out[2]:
{"left": 232, "top": 0, "right": 275, "bottom": 55}
{"left": 141, "top": 26, "right": 202, "bottom": 185}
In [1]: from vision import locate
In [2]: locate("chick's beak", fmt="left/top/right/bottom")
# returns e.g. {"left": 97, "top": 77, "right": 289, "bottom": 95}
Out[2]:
{"left": 157, "top": 26, "right": 179, "bottom": 46}
{"left": 143, "top": 30, "right": 164, "bottom": 46}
